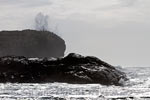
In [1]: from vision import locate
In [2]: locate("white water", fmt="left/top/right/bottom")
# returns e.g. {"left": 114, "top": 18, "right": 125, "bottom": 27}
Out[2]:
{"left": 0, "top": 67, "right": 150, "bottom": 100}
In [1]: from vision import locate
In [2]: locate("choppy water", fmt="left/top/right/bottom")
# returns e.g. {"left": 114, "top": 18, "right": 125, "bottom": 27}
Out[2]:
{"left": 0, "top": 67, "right": 150, "bottom": 100}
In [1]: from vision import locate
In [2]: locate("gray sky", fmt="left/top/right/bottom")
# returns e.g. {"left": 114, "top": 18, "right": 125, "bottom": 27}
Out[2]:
{"left": 0, "top": 0, "right": 150, "bottom": 67}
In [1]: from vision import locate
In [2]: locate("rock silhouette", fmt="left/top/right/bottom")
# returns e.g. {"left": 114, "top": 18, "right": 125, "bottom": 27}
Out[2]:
{"left": 0, "top": 29, "right": 66, "bottom": 58}
{"left": 0, "top": 53, "right": 127, "bottom": 85}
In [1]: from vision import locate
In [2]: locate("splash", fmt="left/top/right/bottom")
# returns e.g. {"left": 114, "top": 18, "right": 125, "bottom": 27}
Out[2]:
{"left": 35, "top": 12, "right": 49, "bottom": 31}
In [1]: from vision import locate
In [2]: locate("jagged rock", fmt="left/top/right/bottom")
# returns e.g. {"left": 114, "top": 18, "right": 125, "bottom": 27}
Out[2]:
{"left": 0, "top": 29, "right": 66, "bottom": 57}
{"left": 0, "top": 53, "right": 127, "bottom": 85}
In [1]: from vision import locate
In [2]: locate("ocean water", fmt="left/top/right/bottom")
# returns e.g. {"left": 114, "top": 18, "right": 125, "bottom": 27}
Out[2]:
{"left": 0, "top": 67, "right": 150, "bottom": 100}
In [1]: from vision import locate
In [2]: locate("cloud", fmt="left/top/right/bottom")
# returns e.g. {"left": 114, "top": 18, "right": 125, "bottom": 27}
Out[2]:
{"left": 0, "top": 0, "right": 149, "bottom": 25}
{"left": 119, "top": 0, "right": 138, "bottom": 7}
{"left": 0, "top": 0, "right": 51, "bottom": 7}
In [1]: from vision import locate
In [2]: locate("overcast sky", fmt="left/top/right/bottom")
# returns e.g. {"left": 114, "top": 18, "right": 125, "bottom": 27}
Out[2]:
{"left": 0, "top": 0, "right": 150, "bottom": 67}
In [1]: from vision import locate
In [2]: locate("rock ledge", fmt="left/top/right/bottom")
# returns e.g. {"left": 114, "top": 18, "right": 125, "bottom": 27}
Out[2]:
{"left": 0, "top": 53, "right": 127, "bottom": 85}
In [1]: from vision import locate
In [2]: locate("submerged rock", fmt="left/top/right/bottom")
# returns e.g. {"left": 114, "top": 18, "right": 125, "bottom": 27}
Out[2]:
{"left": 0, "top": 29, "right": 66, "bottom": 58}
{"left": 0, "top": 53, "right": 127, "bottom": 85}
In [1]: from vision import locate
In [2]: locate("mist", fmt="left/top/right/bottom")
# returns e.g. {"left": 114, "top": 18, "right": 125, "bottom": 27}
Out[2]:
{"left": 35, "top": 12, "right": 49, "bottom": 31}
{"left": 0, "top": 0, "right": 150, "bottom": 67}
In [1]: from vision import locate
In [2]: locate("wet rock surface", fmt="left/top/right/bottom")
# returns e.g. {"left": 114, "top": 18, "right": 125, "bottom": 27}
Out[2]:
{"left": 0, "top": 53, "right": 127, "bottom": 85}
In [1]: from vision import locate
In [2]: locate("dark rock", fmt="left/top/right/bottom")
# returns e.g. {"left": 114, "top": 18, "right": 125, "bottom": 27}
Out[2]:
{"left": 0, "top": 53, "right": 127, "bottom": 85}
{"left": 0, "top": 29, "right": 66, "bottom": 58}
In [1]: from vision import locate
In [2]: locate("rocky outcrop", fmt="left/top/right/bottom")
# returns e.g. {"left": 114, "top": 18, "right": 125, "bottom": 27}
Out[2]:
{"left": 0, "top": 53, "right": 127, "bottom": 85}
{"left": 0, "top": 29, "right": 66, "bottom": 58}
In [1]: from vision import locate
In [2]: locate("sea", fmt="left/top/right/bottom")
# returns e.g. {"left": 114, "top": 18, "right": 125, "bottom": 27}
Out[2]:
{"left": 0, "top": 67, "right": 150, "bottom": 100}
